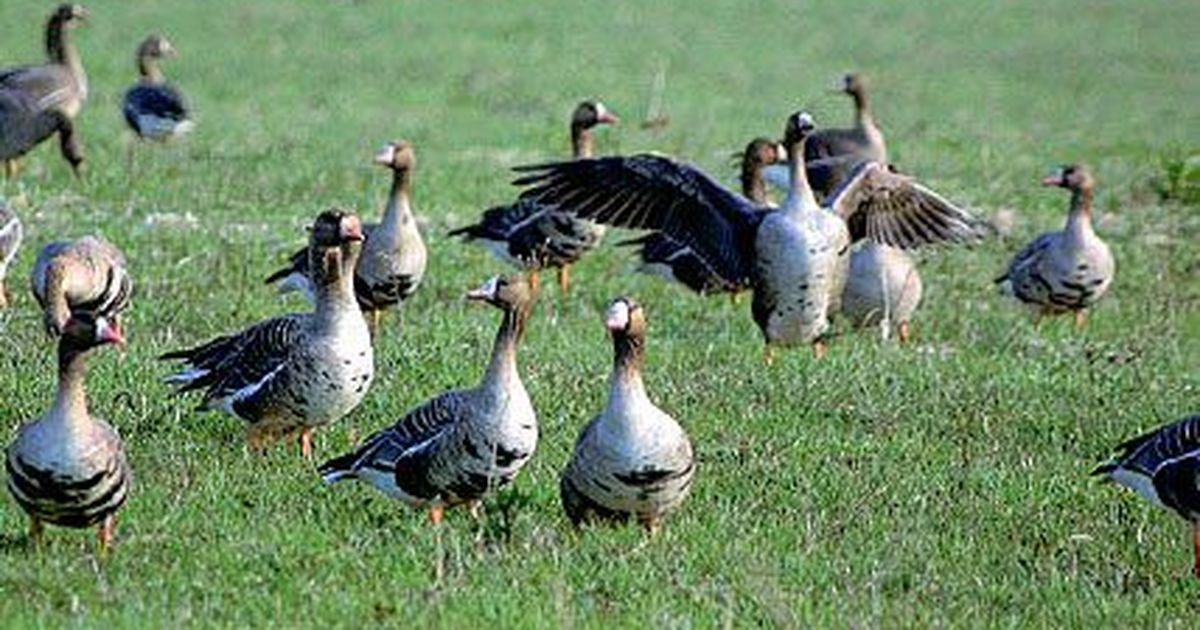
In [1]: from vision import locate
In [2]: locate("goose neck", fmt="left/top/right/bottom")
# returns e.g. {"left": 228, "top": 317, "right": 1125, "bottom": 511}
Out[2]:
{"left": 50, "top": 342, "right": 89, "bottom": 423}
{"left": 46, "top": 18, "right": 85, "bottom": 92}
{"left": 785, "top": 137, "right": 819, "bottom": 213}
{"left": 483, "top": 304, "right": 528, "bottom": 386}
{"left": 137, "top": 56, "right": 164, "bottom": 83}
{"left": 571, "top": 124, "right": 594, "bottom": 159}
{"left": 1065, "top": 187, "right": 1095, "bottom": 235}
{"left": 381, "top": 168, "right": 413, "bottom": 229}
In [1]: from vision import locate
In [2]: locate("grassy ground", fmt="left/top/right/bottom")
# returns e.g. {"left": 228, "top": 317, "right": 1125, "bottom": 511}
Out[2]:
{"left": 0, "top": 0, "right": 1197, "bottom": 626}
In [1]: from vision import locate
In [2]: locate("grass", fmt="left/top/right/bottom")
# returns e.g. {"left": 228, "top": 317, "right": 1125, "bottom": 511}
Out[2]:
{"left": 0, "top": 0, "right": 1198, "bottom": 626}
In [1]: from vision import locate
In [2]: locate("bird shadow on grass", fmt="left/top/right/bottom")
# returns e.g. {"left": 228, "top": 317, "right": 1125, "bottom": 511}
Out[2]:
{"left": 0, "top": 531, "right": 35, "bottom": 553}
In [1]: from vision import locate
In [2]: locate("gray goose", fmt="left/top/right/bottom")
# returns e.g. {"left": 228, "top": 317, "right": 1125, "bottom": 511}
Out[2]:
{"left": 449, "top": 101, "right": 618, "bottom": 294}
{"left": 0, "top": 4, "right": 88, "bottom": 179}
{"left": 123, "top": 35, "right": 193, "bottom": 142}
{"left": 1094, "top": 414, "right": 1200, "bottom": 578}
{"left": 516, "top": 111, "right": 987, "bottom": 360}
{"left": 266, "top": 141, "right": 426, "bottom": 336}
{"left": 6, "top": 312, "right": 129, "bottom": 549}
{"left": 560, "top": 298, "right": 694, "bottom": 534}
{"left": 319, "top": 275, "right": 538, "bottom": 524}
{"left": 996, "top": 164, "right": 1114, "bottom": 329}
{"left": 0, "top": 201, "right": 23, "bottom": 309}
{"left": 30, "top": 235, "right": 132, "bottom": 338}
{"left": 162, "top": 210, "right": 374, "bottom": 459}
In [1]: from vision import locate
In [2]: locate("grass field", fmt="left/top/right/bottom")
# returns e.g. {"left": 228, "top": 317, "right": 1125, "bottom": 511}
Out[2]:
{"left": 1, "top": 0, "right": 1198, "bottom": 626}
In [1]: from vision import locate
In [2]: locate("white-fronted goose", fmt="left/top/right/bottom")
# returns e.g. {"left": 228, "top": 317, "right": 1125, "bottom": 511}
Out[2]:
{"left": 6, "top": 312, "right": 129, "bottom": 549}
{"left": 162, "top": 210, "right": 374, "bottom": 458}
{"left": 1094, "top": 414, "right": 1200, "bottom": 578}
{"left": 516, "top": 111, "right": 987, "bottom": 360}
{"left": 319, "top": 275, "right": 538, "bottom": 524}
{"left": 267, "top": 141, "right": 426, "bottom": 336}
{"left": 996, "top": 164, "right": 1114, "bottom": 329}
{"left": 0, "top": 202, "right": 23, "bottom": 309}
{"left": 841, "top": 242, "right": 922, "bottom": 342}
{"left": 30, "top": 235, "right": 131, "bottom": 337}
{"left": 0, "top": 4, "right": 88, "bottom": 179}
{"left": 560, "top": 298, "right": 693, "bottom": 534}
{"left": 449, "top": 101, "right": 618, "bottom": 294}
{"left": 122, "top": 35, "right": 193, "bottom": 141}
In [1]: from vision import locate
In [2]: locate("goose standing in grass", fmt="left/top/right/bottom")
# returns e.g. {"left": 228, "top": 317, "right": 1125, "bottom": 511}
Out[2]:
{"left": 996, "top": 164, "right": 1114, "bottom": 329}
{"left": 122, "top": 35, "right": 193, "bottom": 144}
{"left": 6, "top": 312, "right": 129, "bottom": 550}
{"left": 319, "top": 275, "right": 537, "bottom": 524}
{"left": 560, "top": 298, "right": 693, "bottom": 534}
{"left": 162, "top": 210, "right": 374, "bottom": 458}
{"left": 1094, "top": 414, "right": 1200, "bottom": 578}
{"left": 449, "top": 101, "right": 618, "bottom": 294}
{"left": 30, "top": 235, "right": 132, "bottom": 337}
{"left": 516, "top": 111, "right": 987, "bottom": 360}
{"left": 0, "top": 4, "right": 89, "bottom": 179}
{"left": 0, "top": 202, "right": 23, "bottom": 309}
{"left": 840, "top": 241, "right": 922, "bottom": 342}
{"left": 267, "top": 141, "right": 426, "bottom": 337}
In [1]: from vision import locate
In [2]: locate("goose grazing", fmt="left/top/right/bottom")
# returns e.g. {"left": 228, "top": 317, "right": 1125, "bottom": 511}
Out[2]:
{"left": 122, "top": 35, "right": 193, "bottom": 142}
{"left": 516, "top": 111, "right": 987, "bottom": 360}
{"left": 318, "top": 274, "right": 538, "bottom": 524}
{"left": 30, "top": 235, "right": 132, "bottom": 337}
{"left": 448, "top": 101, "right": 618, "bottom": 294}
{"left": 1094, "top": 414, "right": 1200, "bottom": 578}
{"left": 996, "top": 164, "right": 1114, "bottom": 329}
{"left": 0, "top": 4, "right": 89, "bottom": 179}
{"left": 6, "top": 312, "right": 129, "bottom": 549}
{"left": 560, "top": 298, "right": 694, "bottom": 534}
{"left": 0, "top": 202, "right": 23, "bottom": 309}
{"left": 267, "top": 141, "right": 426, "bottom": 336}
{"left": 162, "top": 210, "right": 374, "bottom": 458}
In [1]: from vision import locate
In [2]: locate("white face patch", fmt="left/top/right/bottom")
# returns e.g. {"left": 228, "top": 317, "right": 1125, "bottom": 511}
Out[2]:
{"left": 374, "top": 143, "right": 396, "bottom": 165}
{"left": 595, "top": 102, "right": 608, "bottom": 119}
{"left": 94, "top": 317, "right": 112, "bottom": 343}
{"left": 468, "top": 275, "right": 501, "bottom": 300}
{"left": 774, "top": 142, "right": 788, "bottom": 162}
{"left": 604, "top": 300, "right": 630, "bottom": 331}
{"left": 795, "top": 112, "right": 815, "bottom": 130}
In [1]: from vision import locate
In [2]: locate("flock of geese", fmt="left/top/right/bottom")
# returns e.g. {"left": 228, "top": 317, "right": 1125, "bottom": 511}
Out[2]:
{"left": 1, "top": 4, "right": 1197, "bottom": 578}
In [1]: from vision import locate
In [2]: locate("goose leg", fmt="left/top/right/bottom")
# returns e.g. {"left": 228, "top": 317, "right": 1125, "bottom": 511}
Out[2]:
{"left": 897, "top": 321, "right": 911, "bottom": 344}
{"left": 762, "top": 345, "right": 776, "bottom": 366}
{"left": 3, "top": 160, "right": 17, "bottom": 180}
{"left": 0, "top": 279, "right": 8, "bottom": 309}
{"left": 1192, "top": 521, "right": 1200, "bottom": 579}
{"left": 300, "top": 428, "right": 314, "bottom": 460}
{"left": 366, "top": 309, "right": 382, "bottom": 338}
{"left": 557, "top": 265, "right": 571, "bottom": 295}
{"left": 526, "top": 270, "right": 541, "bottom": 295}
{"left": 97, "top": 514, "right": 116, "bottom": 551}
{"left": 28, "top": 515, "right": 44, "bottom": 545}
{"left": 428, "top": 504, "right": 445, "bottom": 526}
{"left": 1074, "top": 309, "right": 1088, "bottom": 331}
{"left": 812, "top": 339, "right": 828, "bottom": 360}
{"left": 467, "top": 500, "right": 484, "bottom": 522}
{"left": 730, "top": 291, "right": 742, "bottom": 305}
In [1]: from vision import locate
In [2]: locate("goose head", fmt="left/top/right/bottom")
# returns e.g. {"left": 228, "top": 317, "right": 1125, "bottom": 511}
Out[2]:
{"left": 604, "top": 297, "right": 646, "bottom": 340}
{"left": 137, "top": 34, "right": 175, "bottom": 60}
{"left": 466, "top": 274, "right": 535, "bottom": 312}
{"left": 61, "top": 312, "right": 124, "bottom": 350}
{"left": 840, "top": 73, "right": 867, "bottom": 99}
{"left": 308, "top": 208, "right": 364, "bottom": 287}
{"left": 52, "top": 4, "right": 88, "bottom": 27}
{"left": 572, "top": 101, "right": 620, "bottom": 130}
{"left": 373, "top": 140, "right": 416, "bottom": 172}
{"left": 783, "top": 111, "right": 816, "bottom": 148}
{"left": 744, "top": 137, "right": 788, "bottom": 169}
{"left": 1042, "top": 164, "right": 1094, "bottom": 192}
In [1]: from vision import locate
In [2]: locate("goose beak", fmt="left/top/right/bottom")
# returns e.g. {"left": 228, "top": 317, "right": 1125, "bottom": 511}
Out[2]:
{"left": 97, "top": 317, "right": 126, "bottom": 346}
{"left": 1041, "top": 171, "right": 1065, "bottom": 187}
{"left": 604, "top": 299, "right": 631, "bottom": 332}
{"left": 373, "top": 144, "right": 396, "bottom": 165}
{"left": 466, "top": 276, "right": 501, "bottom": 302}
{"left": 595, "top": 103, "right": 620, "bottom": 125}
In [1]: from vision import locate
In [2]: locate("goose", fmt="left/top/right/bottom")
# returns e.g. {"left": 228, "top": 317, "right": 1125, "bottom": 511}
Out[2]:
{"left": 449, "top": 101, "right": 618, "bottom": 294}
{"left": 515, "top": 110, "right": 987, "bottom": 360}
{"left": 122, "top": 34, "right": 193, "bottom": 142}
{"left": 6, "top": 312, "right": 129, "bottom": 549}
{"left": 0, "top": 4, "right": 88, "bottom": 179}
{"left": 840, "top": 242, "right": 922, "bottom": 342}
{"left": 560, "top": 298, "right": 693, "bottom": 534}
{"left": 1094, "top": 414, "right": 1200, "bottom": 578}
{"left": 318, "top": 274, "right": 538, "bottom": 524}
{"left": 30, "top": 235, "right": 132, "bottom": 337}
{"left": 162, "top": 210, "right": 374, "bottom": 458}
{"left": 267, "top": 141, "right": 426, "bottom": 336}
{"left": 996, "top": 164, "right": 1114, "bottom": 329}
{"left": 0, "top": 202, "right": 23, "bottom": 309}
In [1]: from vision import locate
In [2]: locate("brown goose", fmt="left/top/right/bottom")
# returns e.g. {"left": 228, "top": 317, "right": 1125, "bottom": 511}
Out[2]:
{"left": 560, "top": 298, "right": 694, "bottom": 534}
{"left": 516, "top": 111, "right": 987, "bottom": 360}
{"left": 163, "top": 210, "right": 374, "bottom": 458}
{"left": 0, "top": 201, "right": 23, "bottom": 309}
{"left": 0, "top": 4, "right": 88, "bottom": 179}
{"left": 30, "top": 235, "right": 132, "bottom": 338}
{"left": 267, "top": 141, "right": 426, "bottom": 336}
{"left": 6, "top": 312, "right": 129, "bottom": 549}
{"left": 319, "top": 275, "right": 538, "bottom": 524}
{"left": 123, "top": 35, "right": 193, "bottom": 142}
{"left": 1094, "top": 414, "right": 1200, "bottom": 578}
{"left": 996, "top": 164, "right": 1114, "bottom": 329}
{"left": 841, "top": 242, "right": 922, "bottom": 342}
{"left": 449, "top": 101, "right": 618, "bottom": 294}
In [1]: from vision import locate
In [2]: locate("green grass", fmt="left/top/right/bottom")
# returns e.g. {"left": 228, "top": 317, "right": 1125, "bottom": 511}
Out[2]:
{"left": 1, "top": 0, "right": 1198, "bottom": 626}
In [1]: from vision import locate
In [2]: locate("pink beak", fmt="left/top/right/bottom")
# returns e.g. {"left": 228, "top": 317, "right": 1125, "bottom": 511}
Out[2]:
{"left": 597, "top": 110, "right": 620, "bottom": 125}
{"left": 340, "top": 216, "right": 365, "bottom": 241}
{"left": 1041, "top": 175, "right": 1063, "bottom": 187}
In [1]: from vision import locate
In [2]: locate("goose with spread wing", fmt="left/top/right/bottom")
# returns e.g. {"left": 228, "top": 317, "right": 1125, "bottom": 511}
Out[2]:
{"left": 449, "top": 101, "right": 618, "bottom": 294}
{"left": 516, "top": 110, "right": 987, "bottom": 359}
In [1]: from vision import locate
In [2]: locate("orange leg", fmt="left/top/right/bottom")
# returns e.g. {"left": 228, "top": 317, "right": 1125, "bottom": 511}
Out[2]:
{"left": 28, "top": 515, "right": 44, "bottom": 546}
{"left": 557, "top": 265, "right": 571, "bottom": 295}
{"left": 1192, "top": 521, "right": 1200, "bottom": 579}
{"left": 3, "top": 160, "right": 16, "bottom": 180}
{"left": 812, "top": 339, "right": 828, "bottom": 360}
{"left": 428, "top": 504, "right": 445, "bottom": 526}
{"left": 638, "top": 515, "right": 661, "bottom": 536}
{"left": 97, "top": 514, "right": 116, "bottom": 551}
{"left": 526, "top": 270, "right": 541, "bottom": 295}
{"left": 366, "top": 310, "right": 382, "bottom": 339}
{"left": 762, "top": 345, "right": 776, "bottom": 366}
{"left": 897, "top": 321, "right": 911, "bottom": 344}
{"left": 300, "top": 428, "right": 314, "bottom": 460}
{"left": 0, "top": 279, "right": 8, "bottom": 309}
{"left": 1074, "top": 309, "right": 1088, "bottom": 331}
